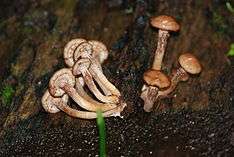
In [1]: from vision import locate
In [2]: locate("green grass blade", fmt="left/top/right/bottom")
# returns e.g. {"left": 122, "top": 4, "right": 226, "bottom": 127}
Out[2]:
{"left": 96, "top": 110, "right": 106, "bottom": 157}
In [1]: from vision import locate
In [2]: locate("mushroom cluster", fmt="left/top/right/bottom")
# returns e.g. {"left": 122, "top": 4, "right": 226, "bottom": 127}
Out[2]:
{"left": 42, "top": 39, "right": 126, "bottom": 119}
{"left": 141, "top": 15, "right": 202, "bottom": 112}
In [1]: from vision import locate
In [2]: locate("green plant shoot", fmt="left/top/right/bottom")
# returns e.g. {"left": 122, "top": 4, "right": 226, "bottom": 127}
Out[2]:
{"left": 96, "top": 110, "right": 106, "bottom": 157}
{"left": 1, "top": 85, "right": 14, "bottom": 105}
{"left": 227, "top": 43, "right": 234, "bottom": 56}
{"left": 226, "top": 2, "right": 234, "bottom": 13}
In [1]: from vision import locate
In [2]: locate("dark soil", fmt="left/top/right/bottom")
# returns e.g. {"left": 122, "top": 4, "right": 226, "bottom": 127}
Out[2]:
{"left": 0, "top": 0, "right": 234, "bottom": 156}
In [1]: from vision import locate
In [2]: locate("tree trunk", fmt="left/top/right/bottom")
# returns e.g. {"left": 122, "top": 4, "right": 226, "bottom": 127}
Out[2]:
{"left": 0, "top": 0, "right": 233, "bottom": 155}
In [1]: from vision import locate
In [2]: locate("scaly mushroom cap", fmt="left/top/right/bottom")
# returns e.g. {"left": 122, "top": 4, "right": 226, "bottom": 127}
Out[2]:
{"left": 49, "top": 68, "right": 75, "bottom": 97}
{"left": 178, "top": 53, "right": 202, "bottom": 74}
{"left": 143, "top": 69, "right": 170, "bottom": 88}
{"left": 74, "top": 42, "right": 93, "bottom": 61}
{"left": 72, "top": 58, "right": 91, "bottom": 76}
{"left": 42, "top": 90, "right": 68, "bottom": 113}
{"left": 150, "top": 15, "right": 180, "bottom": 32}
{"left": 64, "top": 38, "right": 87, "bottom": 67}
{"left": 88, "top": 40, "right": 108, "bottom": 64}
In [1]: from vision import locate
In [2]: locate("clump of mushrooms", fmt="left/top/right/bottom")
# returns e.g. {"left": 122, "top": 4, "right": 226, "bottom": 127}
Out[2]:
{"left": 140, "top": 15, "right": 202, "bottom": 112}
{"left": 42, "top": 38, "right": 126, "bottom": 119}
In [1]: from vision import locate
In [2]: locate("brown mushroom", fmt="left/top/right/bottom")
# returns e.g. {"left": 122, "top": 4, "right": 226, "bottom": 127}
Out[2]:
{"left": 48, "top": 68, "right": 117, "bottom": 112}
{"left": 42, "top": 90, "right": 125, "bottom": 119}
{"left": 140, "top": 69, "right": 170, "bottom": 112}
{"left": 64, "top": 39, "right": 112, "bottom": 96}
{"left": 72, "top": 58, "right": 119, "bottom": 103}
{"left": 150, "top": 15, "right": 180, "bottom": 70}
{"left": 157, "top": 53, "right": 202, "bottom": 98}
{"left": 64, "top": 38, "right": 87, "bottom": 67}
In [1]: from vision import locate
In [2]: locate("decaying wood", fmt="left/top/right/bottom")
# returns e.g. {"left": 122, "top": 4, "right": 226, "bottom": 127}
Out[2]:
{"left": 0, "top": 0, "right": 232, "bottom": 139}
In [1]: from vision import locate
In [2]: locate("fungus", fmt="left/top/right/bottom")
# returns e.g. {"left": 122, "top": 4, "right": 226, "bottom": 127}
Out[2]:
{"left": 140, "top": 69, "right": 170, "bottom": 112}
{"left": 157, "top": 53, "right": 202, "bottom": 98}
{"left": 74, "top": 40, "right": 121, "bottom": 97}
{"left": 72, "top": 58, "right": 119, "bottom": 103}
{"left": 150, "top": 15, "right": 180, "bottom": 70}
{"left": 42, "top": 90, "right": 125, "bottom": 119}
{"left": 63, "top": 39, "right": 115, "bottom": 96}
{"left": 48, "top": 68, "right": 117, "bottom": 112}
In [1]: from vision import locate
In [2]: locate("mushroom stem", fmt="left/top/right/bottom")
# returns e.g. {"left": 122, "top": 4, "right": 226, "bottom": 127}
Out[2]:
{"left": 140, "top": 85, "right": 159, "bottom": 112}
{"left": 89, "top": 62, "right": 121, "bottom": 97}
{"left": 62, "top": 84, "right": 117, "bottom": 112}
{"left": 157, "top": 68, "right": 188, "bottom": 99}
{"left": 75, "top": 77, "right": 103, "bottom": 104}
{"left": 76, "top": 76, "right": 118, "bottom": 104}
{"left": 94, "top": 76, "right": 112, "bottom": 96}
{"left": 73, "top": 58, "right": 119, "bottom": 103}
{"left": 88, "top": 58, "right": 112, "bottom": 96}
{"left": 55, "top": 99, "right": 125, "bottom": 119}
{"left": 152, "top": 29, "right": 170, "bottom": 70}
{"left": 82, "top": 71, "right": 119, "bottom": 103}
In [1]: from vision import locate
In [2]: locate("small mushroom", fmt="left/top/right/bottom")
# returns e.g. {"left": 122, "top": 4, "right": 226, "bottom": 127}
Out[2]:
{"left": 48, "top": 68, "right": 117, "bottom": 112}
{"left": 72, "top": 58, "right": 119, "bottom": 103}
{"left": 150, "top": 15, "right": 180, "bottom": 70}
{"left": 64, "top": 38, "right": 87, "bottom": 67}
{"left": 64, "top": 39, "right": 112, "bottom": 96}
{"left": 140, "top": 69, "right": 170, "bottom": 112}
{"left": 42, "top": 90, "right": 125, "bottom": 119}
{"left": 157, "top": 53, "right": 202, "bottom": 98}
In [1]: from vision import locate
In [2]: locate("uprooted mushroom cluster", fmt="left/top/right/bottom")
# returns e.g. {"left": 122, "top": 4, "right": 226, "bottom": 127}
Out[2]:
{"left": 140, "top": 15, "right": 202, "bottom": 112}
{"left": 42, "top": 39, "right": 126, "bottom": 119}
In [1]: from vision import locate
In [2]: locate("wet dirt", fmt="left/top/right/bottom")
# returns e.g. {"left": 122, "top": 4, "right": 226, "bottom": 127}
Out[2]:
{"left": 0, "top": 0, "right": 234, "bottom": 156}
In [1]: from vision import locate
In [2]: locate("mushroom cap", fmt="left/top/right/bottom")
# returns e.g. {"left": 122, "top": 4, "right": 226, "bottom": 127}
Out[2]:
{"left": 72, "top": 58, "right": 91, "bottom": 76}
{"left": 74, "top": 42, "right": 93, "bottom": 62}
{"left": 178, "top": 53, "right": 202, "bottom": 74}
{"left": 88, "top": 40, "right": 108, "bottom": 64}
{"left": 42, "top": 90, "right": 68, "bottom": 113}
{"left": 143, "top": 69, "right": 170, "bottom": 88}
{"left": 49, "top": 68, "right": 76, "bottom": 97}
{"left": 64, "top": 38, "right": 87, "bottom": 67}
{"left": 150, "top": 15, "right": 180, "bottom": 32}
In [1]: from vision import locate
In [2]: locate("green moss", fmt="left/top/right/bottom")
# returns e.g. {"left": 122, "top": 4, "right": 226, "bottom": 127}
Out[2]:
{"left": 227, "top": 43, "right": 234, "bottom": 56}
{"left": 1, "top": 85, "right": 15, "bottom": 106}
